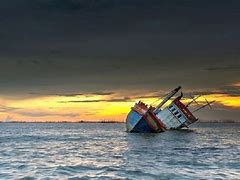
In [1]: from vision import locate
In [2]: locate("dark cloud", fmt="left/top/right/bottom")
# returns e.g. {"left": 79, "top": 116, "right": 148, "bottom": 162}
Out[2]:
{"left": 0, "top": 104, "right": 78, "bottom": 117}
{"left": 185, "top": 85, "right": 240, "bottom": 97}
{"left": 205, "top": 66, "right": 240, "bottom": 71}
{"left": 0, "top": 105, "right": 20, "bottom": 113}
{"left": 218, "top": 86, "right": 240, "bottom": 97}
{"left": 0, "top": 0, "right": 239, "bottom": 96}
{"left": 29, "top": 92, "right": 83, "bottom": 97}
{"left": 54, "top": 93, "right": 84, "bottom": 97}
{"left": 134, "top": 94, "right": 163, "bottom": 99}
{"left": 16, "top": 111, "right": 79, "bottom": 117}
{"left": 91, "top": 92, "right": 115, "bottom": 96}
{"left": 58, "top": 97, "right": 132, "bottom": 103}
{"left": 2, "top": 0, "right": 240, "bottom": 56}
{"left": 28, "top": 91, "right": 114, "bottom": 97}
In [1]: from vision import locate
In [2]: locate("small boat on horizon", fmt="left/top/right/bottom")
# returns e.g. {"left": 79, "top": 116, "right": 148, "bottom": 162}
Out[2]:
{"left": 126, "top": 86, "right": 214, "bottom": 133}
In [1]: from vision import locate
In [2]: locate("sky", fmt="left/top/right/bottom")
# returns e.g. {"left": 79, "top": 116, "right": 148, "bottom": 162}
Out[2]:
{"left": 0, "top": 0, "right": 239, "bottom": 122}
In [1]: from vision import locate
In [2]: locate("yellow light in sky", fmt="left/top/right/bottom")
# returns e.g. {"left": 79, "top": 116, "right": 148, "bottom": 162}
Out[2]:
{"left": 0, "top": 92, "right": 239, "bottom": 122}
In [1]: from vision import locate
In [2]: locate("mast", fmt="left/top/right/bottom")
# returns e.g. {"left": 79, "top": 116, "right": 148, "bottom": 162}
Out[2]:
{"left": 154, "top": 86, "right": 181, "bottom": 112}
{"left": 192, "top": 100, "right": 215, "bottom": 113}
{"left": 186, "top": 95, "right": 201, "bottom": 107}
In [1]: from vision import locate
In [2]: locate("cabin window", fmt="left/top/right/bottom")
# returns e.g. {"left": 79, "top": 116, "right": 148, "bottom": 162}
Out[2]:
{"left": 169, "top": 105, "right": 173, "bottom": 109}
{"left": 177, "top": 114, "right": 182, "bottom": 118}
{"left": 174, "top": 111, "right": 179, "bottom": 115}
{"left": 172, "top": 108, "right": 176, "bottom": 112}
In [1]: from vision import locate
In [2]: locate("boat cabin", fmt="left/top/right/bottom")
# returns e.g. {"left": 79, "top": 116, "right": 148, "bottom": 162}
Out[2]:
{"left": 155, "top": 98, "right": 198, "bottom": 129}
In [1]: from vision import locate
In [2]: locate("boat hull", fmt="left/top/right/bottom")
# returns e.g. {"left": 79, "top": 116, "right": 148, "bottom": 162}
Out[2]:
{"left": 126, "top": 109, "right": 166, "bottom": 133}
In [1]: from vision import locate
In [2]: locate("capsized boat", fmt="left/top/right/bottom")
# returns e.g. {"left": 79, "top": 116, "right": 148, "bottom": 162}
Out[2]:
{"left": 126, "top": 86, "right": 214, "bottom": 133}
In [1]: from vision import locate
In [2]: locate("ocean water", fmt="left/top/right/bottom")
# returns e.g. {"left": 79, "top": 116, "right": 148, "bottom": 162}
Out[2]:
{"left": 0, "top": 123, "right": 239, "bottom": 180}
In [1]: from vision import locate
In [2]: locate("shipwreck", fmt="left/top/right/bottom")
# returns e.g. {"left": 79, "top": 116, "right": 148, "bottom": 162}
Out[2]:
{"left": 126, "top": 86, "right": 214, "bottom": 133}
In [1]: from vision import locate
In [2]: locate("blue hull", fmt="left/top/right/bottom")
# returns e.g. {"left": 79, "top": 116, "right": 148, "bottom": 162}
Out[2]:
{"left": 126, "top": 110, "right": 155, "bottom": 133}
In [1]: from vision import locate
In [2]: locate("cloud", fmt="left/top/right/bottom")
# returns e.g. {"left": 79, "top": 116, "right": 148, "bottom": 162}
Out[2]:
{"left": 58, "top": 97, "right": 132, "bottom": 103}
{"left": 55, "top": 93, "right": 84, "bottom": 97}
{"left": 205, "top": 66, "right": 240, "bottom": 72}
{"left": 91, "top": 92, "right": 115, "bottom": 96}
{"left": 232, "top": 82, "right": 240, "bottom": 87}
{"left": 0, "top": 103, "right": 79, "bottom": 118}
{"left": 0, "top": 105, "right": 20, "bottom": 113}
{"left": 184, "top": 85, "right": 240, "bottom": 97}
{"left": 29, "top": 92, "right": 84, "bottom": 97}
{"left": 0, "top": 0, "right": 239, "bottom": 117}
{"left": 133, "top": 94, "right": 164, "bottom": 99}
{"left": 28, "top": 91, "right": 114, "bottom": 97}
{"left": 219, "top": 86, "right": 240, "bottom": 97}
{"left": 16, "top": 111, "right": 79, "bottom": 118}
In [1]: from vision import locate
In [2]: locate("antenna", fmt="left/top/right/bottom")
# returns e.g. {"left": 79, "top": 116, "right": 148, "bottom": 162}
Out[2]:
{"left": 150, "top": 86, "right": 181, "bottom": 106}
{"left": 186, "top": 95, "right": 201, "bottom": 107}
{"left": 205, "top": 98, "right": 213, "bottom": 109}
{"left": 192, "top": 99, "right": 215, "bottom": 113}
{"left": 154, "top": 86, "right": 182, "bottom": 112}
{"left": 150, "top": 92, "right": 168, "bottom": 106}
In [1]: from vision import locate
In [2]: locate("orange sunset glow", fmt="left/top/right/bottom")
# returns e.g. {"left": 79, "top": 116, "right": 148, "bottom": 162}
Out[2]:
{"left": 0, "top": 89, "right": 239, "bottom": 122}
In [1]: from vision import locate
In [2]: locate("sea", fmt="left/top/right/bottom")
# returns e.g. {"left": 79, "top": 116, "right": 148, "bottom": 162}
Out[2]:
{"left": 0, "top": 123, "right": 239, "bottom": 180}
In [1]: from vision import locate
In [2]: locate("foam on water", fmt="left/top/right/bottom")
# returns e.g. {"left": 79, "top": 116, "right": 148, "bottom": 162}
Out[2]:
{"left": 0, "top": 123, "right": 239, "bottom": 179}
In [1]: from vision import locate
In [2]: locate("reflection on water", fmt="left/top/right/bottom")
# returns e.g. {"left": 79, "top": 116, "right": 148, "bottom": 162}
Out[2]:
{"left": 0, "top": 123, "right": 239, "bottom": 179}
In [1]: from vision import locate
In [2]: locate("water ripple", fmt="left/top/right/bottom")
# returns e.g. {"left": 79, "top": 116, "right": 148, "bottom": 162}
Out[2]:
{"left": 0, "top": 123, "right": 239, "bottom": 179}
